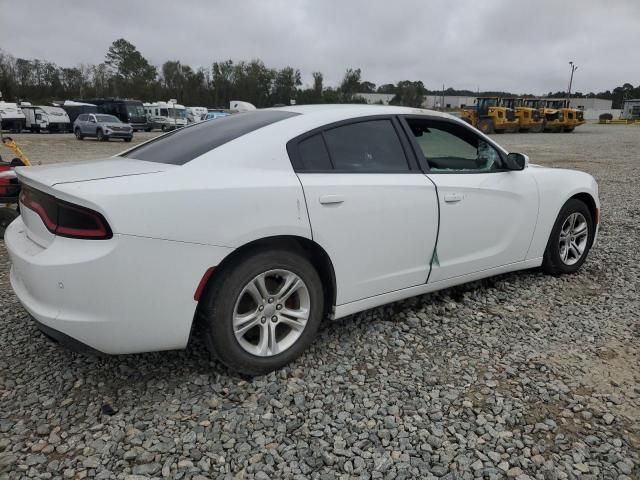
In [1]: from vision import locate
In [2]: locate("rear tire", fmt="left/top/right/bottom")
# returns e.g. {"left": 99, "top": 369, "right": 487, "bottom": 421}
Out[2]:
{"left": 199, "top": 249, "right": 324, "bottom": 375}
{"left": 0, "top": 208, "right": 19, "bottom": 240}
{"left": 542, "top": 199, "right": 594, "bottom": 275}
{"left": 124, "top": 137, "right": 132, "bottom": 142}
{"left": 74, "top": 128, "right": 83, "bottom": 140}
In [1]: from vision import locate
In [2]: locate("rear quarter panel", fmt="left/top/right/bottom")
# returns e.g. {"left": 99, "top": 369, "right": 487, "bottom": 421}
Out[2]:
{"left": 54, "top": 126, "right": 312, "bottom": 249}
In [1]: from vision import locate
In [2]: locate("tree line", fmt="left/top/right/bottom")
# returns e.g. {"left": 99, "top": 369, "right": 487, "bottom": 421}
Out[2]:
{"left": 0, "top": 39, "right": 636, "bottom": 109}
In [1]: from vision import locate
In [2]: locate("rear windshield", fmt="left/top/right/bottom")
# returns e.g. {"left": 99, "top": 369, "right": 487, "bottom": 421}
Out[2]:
{"left": 122, "top": 110, "right": 299, "bottom": 165}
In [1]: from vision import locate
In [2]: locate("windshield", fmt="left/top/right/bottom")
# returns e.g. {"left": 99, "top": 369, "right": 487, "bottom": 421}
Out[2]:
{"left": 126, "top": 104, "right": 145, "bottom": 116}
{"left": 96, "top": 114, "right": 120, "bottom": 123}
{"left": 170, "top": 108, "right": 186, "bottom": 119}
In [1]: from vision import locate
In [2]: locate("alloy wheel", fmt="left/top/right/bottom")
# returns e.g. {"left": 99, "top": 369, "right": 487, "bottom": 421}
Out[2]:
{"left": 558, "top": 212, "right": 589, "bottom": 265}
{"left": 233, "top": 269, "right": 310, "bottom": 357}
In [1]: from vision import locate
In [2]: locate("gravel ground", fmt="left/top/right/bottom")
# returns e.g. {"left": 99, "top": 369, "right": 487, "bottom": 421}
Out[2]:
{"left": 0, "top": 123, "right": 638, "bottom": 479}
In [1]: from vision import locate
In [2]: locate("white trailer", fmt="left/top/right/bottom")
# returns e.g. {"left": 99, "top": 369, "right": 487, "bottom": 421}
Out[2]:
{"left": 21, "top": 104, "right": 71, "bottom": 133}
{"left": 186, "top": 107, "right": 208, "bottom": 124}
{"left": 143, "top": 100, "right": 187, "bottom": 131}
{"left": 0, "top": 101, "right": 26, "bottom": 132}
{"left": 230, "top": 100, "right": 256, "bottom": 112}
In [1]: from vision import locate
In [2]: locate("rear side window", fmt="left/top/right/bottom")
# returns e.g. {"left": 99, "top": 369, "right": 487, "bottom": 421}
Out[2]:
{"left": 297, "top": 134, "right": 333, "bottom": 171}
{"left": 323, "top": 120, "right": 409, "bottom": 172}
{"left": 122, "top": 111, "right": 299, "bottom": 165}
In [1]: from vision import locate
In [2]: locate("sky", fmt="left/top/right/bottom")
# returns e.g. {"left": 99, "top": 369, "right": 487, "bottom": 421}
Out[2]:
{"left": 1, "top": 0, "right": 638, "bottom": 95}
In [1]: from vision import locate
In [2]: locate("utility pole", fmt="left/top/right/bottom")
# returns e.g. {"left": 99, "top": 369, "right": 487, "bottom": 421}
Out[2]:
{"left": 567, "top": 62, "right": 578, "bottom": 98}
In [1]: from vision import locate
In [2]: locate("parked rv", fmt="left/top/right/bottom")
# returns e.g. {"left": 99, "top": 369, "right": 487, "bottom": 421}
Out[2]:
{"left": 81, "top": 98, "right": 149, "bottom": 131}
{"left": 186, "top": 107, "right": 208, "bottom": 123}
{"left": 21, "top": 104, "right": 71, "bottom": 133}
{"left": 143, "top": 100, "right": 187, "bottom": 131}
{"left": 0, "top": 101, "right": 26, "bottom": 132}
{"left": 57, "top": 100, "right": 98, "bottom": 124}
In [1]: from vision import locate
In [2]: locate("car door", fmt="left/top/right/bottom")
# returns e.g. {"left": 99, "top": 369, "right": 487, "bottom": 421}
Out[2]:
{"left": 290, "top": 117, "right": 439, "bottom": 305}
{"left": 401, "top": 116, "right": 538, "bottom": 283}
{"left": 86, "top": 114, "right": 97, "bottom": 136}
{"left": 79, "top": 114, "right": 90, "bottom": 134}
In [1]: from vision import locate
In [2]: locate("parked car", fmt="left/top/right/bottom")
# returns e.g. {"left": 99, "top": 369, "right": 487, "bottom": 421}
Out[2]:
{"left": 206, "top": 110, "right": 230, "bottom": 120}
{"left": 6, "top": 105, "right": 599, "bottom": 375}
{"left": 73, "top": 113, "right": 133, "bottom": 141}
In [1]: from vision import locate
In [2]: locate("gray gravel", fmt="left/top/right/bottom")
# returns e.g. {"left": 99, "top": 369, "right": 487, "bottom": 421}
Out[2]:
{"left": 1, "top": 123, "right": 638, "bottom": 479}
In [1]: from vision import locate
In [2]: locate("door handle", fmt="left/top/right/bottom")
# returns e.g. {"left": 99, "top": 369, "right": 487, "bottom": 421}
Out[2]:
{"left": 444, "top": 193, "right": 464, "bottom": 203}
{"left": 319, "top": 194, "right": 345, "bottom": 205}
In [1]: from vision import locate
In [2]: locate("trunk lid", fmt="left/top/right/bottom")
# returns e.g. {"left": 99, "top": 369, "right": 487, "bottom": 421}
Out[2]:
{"left": 15, "top": 157, "right": 176, "bottom": 248}
{"left": 15, "top": 157, "right": 174, "bottom": 188}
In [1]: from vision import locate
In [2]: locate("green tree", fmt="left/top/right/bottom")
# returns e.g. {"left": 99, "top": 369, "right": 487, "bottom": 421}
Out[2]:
{"left": 339, "top": 68, "right": 362, "bottom": 100}
{"left": 272, "top": 66, "right": 301, "bottom": 105}
{"left": 391, "top": 80, "right": 427, "bottom": 107}
{"left": 105, "top": 39, "right": 156, "bottom": 96}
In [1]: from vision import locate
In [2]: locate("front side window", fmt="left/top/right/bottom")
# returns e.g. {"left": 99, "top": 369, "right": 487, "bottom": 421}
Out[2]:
{"left": 406, "top": 119, "right": 502, "bottom": 172}
{"left": 322, "top": 119, "right": 409, "bottom": 172}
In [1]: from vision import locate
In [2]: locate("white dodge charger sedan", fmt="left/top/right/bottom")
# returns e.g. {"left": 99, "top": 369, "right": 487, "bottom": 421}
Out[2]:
{"left": 6, "top": 105, "right": 599, "bottom": 375}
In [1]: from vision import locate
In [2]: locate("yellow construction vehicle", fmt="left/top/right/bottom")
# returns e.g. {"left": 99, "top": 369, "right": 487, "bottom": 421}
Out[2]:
{"left": 500, "top": 98, "right": 544, "bottom": 132}
{"left": 0, "top": 134, "right": 31, "bottom": 238}
{"left": 544, "top": 99, "right": 585, "bottom": 132}
{"left": 461, "top": 97, "right": 519, "bottom": 134}
{"left": 522, "top": 99, "right": 562, "bottom": 132}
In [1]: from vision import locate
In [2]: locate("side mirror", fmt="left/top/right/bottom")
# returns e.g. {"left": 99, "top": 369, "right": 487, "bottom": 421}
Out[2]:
{"left": 505, "top": 152, "right": 529, "bottom": 171}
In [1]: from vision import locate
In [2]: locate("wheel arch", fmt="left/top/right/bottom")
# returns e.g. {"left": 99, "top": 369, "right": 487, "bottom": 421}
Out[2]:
{"left": 196, "top": 235, "right": 337, "bottom": 320}
{"left": 570, "top": 191, "right": 598, "bottom": 226}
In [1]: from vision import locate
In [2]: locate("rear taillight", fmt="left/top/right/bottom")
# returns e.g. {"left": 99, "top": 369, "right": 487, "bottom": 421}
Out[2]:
{"left": 20, "top": 186, "right": 112, "bottom": 240}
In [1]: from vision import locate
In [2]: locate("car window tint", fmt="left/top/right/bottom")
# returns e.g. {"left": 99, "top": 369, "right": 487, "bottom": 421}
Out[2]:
{"left": 122, "top": 110, "right": 299, "bottom": 165}
{"left": 407, "top": 120, "right": 502, "bottom": 172}
{"left": 297, "top": 134, "right": 333, "bottom": 170}
{"left": 323, "top": 120, "right": 409, "bottom": 172}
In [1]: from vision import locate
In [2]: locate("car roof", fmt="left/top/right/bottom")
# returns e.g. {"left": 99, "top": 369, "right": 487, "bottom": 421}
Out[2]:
{"left": 264, "top": 104, "right": 461, "bottom": 132}
{"left": 269, "top": 103, "right": 451, "bottom": 118}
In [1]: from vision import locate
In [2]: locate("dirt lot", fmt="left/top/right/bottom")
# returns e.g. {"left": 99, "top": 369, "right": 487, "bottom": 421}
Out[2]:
{"left": 0, "top": 123, "right": 638, "bottom": 479}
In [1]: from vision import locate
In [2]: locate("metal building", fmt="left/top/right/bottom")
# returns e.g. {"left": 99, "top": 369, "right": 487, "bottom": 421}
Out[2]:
{"left": 621, "top": 99, "right": 640, "bottom": 120}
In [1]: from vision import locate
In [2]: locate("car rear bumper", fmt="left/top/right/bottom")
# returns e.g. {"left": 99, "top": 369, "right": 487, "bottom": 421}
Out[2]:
{"left": 6, "top": 216, "right": 233, "bottom": 354}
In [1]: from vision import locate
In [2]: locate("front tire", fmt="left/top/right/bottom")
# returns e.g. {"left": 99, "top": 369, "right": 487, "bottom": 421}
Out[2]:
{"left": 542, "top": 199, "right": 594, "bottom": 275}
{"left": 199, "top": 249, "right": 324, "bottom": 375}
{"left": 478, "top": 118, "right": 495, "bottom": 134}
